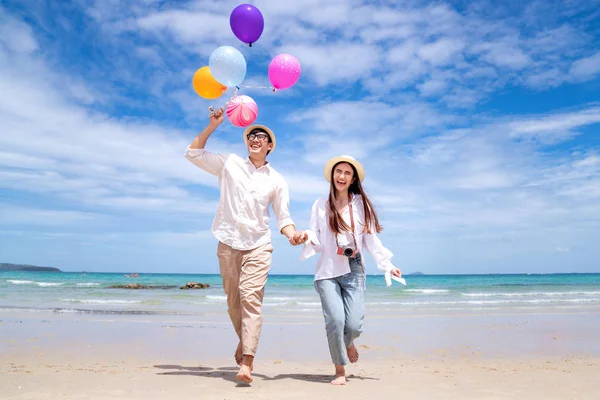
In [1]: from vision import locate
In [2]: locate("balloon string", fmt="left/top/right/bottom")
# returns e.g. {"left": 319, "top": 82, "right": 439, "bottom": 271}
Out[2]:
{"left": 239, "top": 85, "right": 274, "bottom": 90}
{"left": 207, "top": 85, "right": 278, "bottom": 117}
{"left": 208, "top": 87, "right": 239, "bottom": 117}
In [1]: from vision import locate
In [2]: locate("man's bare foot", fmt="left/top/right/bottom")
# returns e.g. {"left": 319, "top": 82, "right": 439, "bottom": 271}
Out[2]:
{"left": 236, "top": 355, "right": 254, "bottom": 384}
{"left": 347, "top": 343, "right": 359, "bottom": 363}
{"left": 331, "top": 365, "right": 346, "bottom": 385}
{"left": 234, "top": 342, "right": 242, "bottom": 366}
{"left": 236, "top": 365, "right": 253, "bottom": 383}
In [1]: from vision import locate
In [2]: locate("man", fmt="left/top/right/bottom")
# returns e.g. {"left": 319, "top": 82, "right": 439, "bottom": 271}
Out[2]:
{"left": 185, "top": 107, "right": 307, "bottom": 383}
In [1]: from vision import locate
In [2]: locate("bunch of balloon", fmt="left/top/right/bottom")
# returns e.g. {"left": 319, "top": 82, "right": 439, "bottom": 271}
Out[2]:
{"left": 191, "top": 4, "right": 301, "bottom": 128}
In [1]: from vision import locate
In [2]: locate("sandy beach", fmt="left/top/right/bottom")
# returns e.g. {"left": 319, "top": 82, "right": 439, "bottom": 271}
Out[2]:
{"left": 2, "top": 308, "right": 599, "bottom": 400}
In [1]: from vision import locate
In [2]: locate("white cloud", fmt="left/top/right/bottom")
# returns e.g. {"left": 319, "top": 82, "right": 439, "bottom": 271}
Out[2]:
{"left": 0, "top": 205, "right": 98, "bottom": 226}
{"left": 387, "top": 39, "right": 420, "bottom": 64}
{"left": 289, "top": 101, "right": 398, "bottom": 135}
{"left": 508, "top": 107, "right": 600, "bottom": 143}
{"left": 418, "top": 38, "right": 465, "bottom": 66}
{"left": 479, "top": 42, "right": 532, "bottom": 70}
{"left": 569, "top": 51, "right": 600, "bottom": 80}
{"left": 525, "top": 68, "right": 564, "bottom": 88}
{"left": 0, "top": 9, "right": 38, "bottom": 54}
{"left": 278, "top": 43, "right": 381, "bottom": 86}
{"left": 146, "top": 230, "right": 215, "bottom": 247}
{"left": 418, "top": 79, "right": 448, "bottom": 97}
{"left": 290, "top": 99, "right": 458, "bottom": 138}
{"left": 449, "top": 170, "right": 517, "bottom": 190}
{"left": 134, "top": 10, "right": 230, "bottom": 48}
{"left": 360, "top": 25, "right": 414, "bottom": 43}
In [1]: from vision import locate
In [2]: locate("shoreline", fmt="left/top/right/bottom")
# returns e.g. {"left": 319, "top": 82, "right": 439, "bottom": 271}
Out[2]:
{"left": 4, "top": 310, "right": 600, "bottom": 359}
{"left": 4, "top": 270, "right": 600, "bottom": 275}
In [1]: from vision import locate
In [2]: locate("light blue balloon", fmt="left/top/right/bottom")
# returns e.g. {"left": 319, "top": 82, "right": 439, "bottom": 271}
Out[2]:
{"left": 209, "top": 46, "right": 247, "bottom": 87}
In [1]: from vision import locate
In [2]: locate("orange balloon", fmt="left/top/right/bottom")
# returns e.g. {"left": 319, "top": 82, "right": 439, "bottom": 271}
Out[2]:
{"left": 192, "top": 66, "right": 227, "bottom": 99}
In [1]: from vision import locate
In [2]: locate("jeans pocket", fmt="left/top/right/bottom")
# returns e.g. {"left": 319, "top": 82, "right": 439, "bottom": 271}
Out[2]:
{"left": 343, "top": 273, "right": 366, "bottom": 292}
{"left": 349, "top": 253, "right": 364, "bottom": 274}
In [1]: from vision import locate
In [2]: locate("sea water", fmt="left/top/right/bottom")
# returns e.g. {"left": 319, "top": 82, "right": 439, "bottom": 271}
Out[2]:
{"left": 2, "top": 271, "right": 600, "bottom": 318}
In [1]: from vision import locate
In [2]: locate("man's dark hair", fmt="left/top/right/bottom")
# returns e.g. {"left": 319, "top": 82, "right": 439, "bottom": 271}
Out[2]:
{"left": 249, "top": 128, "right": 272, "bottom": 143}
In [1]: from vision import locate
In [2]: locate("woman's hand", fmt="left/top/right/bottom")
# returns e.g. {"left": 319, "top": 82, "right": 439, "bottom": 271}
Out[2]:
{"left": 391, "top": 268, "right": 402, "bottom": 278}
{"left": 289, "top": 230, "right": 308, "bottom": 246}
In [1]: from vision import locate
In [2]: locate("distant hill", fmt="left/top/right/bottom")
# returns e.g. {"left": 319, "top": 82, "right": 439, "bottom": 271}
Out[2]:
{"left": 0, "top": 263, "right": 62, "bottom": 272}
{"left": 407, "top": 272, "right": 425, "bottom": 275}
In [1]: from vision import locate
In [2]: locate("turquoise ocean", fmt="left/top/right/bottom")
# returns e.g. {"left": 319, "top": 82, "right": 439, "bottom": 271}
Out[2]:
{"left": 2, "top": 271, "right": 600, "bottom": 317}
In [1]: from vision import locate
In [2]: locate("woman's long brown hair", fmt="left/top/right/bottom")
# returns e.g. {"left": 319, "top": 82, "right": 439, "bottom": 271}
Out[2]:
{"left": 327, "top": 161, "right": 383, "bottom": 235}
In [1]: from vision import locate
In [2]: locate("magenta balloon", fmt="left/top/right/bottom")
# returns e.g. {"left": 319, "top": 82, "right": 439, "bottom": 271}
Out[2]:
{"left": 268, "top": 54, "right": 301, "bottom": 90}
{"left": 230, "top": 4, "right": 264, "bottom": 46}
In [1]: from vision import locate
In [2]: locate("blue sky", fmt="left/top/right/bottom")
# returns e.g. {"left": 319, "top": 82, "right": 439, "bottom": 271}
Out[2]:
{"left": 1, "top": 0, "right": 599, "bottom": 275}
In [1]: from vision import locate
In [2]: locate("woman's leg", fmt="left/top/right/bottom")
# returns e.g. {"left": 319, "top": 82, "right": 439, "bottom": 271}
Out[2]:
{"left": 341, "top": 255, "right": 366, "bottom": 363}
{"left": 315, "top": 277, "right": 349, "bottom": 384}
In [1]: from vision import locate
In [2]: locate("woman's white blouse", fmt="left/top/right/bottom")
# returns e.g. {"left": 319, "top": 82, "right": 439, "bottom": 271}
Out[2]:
{"left": 301, "top": 194, "right": 397, "bottom": 281}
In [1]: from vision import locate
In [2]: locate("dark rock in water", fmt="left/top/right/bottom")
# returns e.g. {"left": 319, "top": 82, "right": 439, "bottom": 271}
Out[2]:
{"left": 108, "top": 282, "right": 209, "bottom": 290}
{"left": 116, "top": 283, "right": 149, "bottom": 289}
{"left": 180, "top": 282, "right": 210, "bottom": 289}
{"left": 109, "top": 283, "right": 177, "bottom": 289}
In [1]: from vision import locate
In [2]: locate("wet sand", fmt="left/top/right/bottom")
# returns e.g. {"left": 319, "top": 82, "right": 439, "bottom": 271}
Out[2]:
{"left": 1, "top": 309, "right": 599, "bottom": 399}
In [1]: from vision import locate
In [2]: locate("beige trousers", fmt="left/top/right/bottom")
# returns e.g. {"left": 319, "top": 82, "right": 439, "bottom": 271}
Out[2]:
{"left": 217, "top": 241, "right": 273, "bottom": 357}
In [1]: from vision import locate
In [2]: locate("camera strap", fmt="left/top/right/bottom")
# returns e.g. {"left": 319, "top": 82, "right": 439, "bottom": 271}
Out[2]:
{"left": 348, "top": 202, "right": 358, "bottom": 251}
{"left": 335, "top": 201, "right": 358, "bottom": 253}
{"left": 347, "top": 202, "right": 365, "bottom": 274}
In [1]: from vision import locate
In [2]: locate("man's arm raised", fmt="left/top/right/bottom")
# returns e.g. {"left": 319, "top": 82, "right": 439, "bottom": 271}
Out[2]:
{"left": 185, "top": 108, "right": 227, "bottom": 176}
{"left": 189, "top": 108, "right": 225, "bottom": 149}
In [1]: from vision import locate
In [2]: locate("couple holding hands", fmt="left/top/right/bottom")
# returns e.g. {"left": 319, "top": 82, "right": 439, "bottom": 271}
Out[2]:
{"left": 185, "top": 108, "right": 403, "bottom": 385}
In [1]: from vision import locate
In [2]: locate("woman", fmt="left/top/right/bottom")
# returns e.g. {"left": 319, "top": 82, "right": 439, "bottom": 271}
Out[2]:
{"left": 300, "top": 155, "right": 403, "bottom": 385}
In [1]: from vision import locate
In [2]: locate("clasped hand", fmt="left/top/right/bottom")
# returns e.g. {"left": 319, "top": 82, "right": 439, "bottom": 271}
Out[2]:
{"left": 289, "top": 230, "right": 308, "bottom": 246}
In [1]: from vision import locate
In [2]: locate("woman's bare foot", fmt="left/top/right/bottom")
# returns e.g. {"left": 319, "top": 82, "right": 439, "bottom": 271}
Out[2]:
{"left": 236, "top": 355, "right": 254, "bottom": 384}
{"left": 234, "top": 342, "right": 242, "bottom": 366}
{"left": 347, "top": 343, "right": 359, "bottom": 363}
{"left": 331, "top": 365, "right": 346, "bottom": 385}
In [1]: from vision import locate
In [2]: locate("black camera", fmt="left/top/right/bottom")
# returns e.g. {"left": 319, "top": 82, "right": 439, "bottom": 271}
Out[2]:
{"left": 337, "top": 246, "right": 356, "bottom": 258}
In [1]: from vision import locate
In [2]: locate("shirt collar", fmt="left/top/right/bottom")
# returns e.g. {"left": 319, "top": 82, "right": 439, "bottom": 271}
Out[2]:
{"left": 245, "top": 157, "right": 271, "bottom": 171}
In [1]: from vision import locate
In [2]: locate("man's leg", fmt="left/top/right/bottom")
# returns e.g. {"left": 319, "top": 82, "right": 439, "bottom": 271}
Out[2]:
{"left": 236, "top": 242, "right": 273, "bottom": 383}
{"left": 217, "top": 242, "right": 243, "bottom": 365}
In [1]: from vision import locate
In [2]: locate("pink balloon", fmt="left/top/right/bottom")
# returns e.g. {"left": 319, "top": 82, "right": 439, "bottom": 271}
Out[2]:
{"left": 268, "top": 54, "right": 301, "bottom": 90}
{"left": 226, "top": 95, "right": 258, "bottom": 127}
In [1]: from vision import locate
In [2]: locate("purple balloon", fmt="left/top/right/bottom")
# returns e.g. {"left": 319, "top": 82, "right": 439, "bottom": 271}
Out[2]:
{"left": 230, "top": 4, "right": 264, "bottom": 46}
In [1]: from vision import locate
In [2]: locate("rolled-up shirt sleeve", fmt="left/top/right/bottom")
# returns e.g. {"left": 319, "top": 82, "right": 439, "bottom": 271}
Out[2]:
{"left": 301, "top": 199, "right": 323, "bottom": 260}
{"left": 184, "top": 146, "right": 227, "bottom": 176}
{"left": 272, "top": 178, "right": 294, "bottom": 233}
{"left": 363, "top": 231, "right": 396, "bottom": 273}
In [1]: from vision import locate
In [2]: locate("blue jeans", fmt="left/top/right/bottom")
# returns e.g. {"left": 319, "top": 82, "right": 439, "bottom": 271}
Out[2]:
{"left": 314, "top": 253, "right": 366, "bottom": 366}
